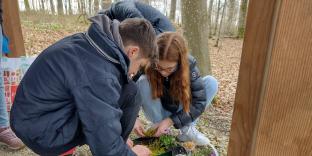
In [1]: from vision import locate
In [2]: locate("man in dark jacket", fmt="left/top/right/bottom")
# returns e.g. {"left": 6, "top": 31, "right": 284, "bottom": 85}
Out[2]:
{"left": 10, "top": 13, "right": 157, "bottom": 155}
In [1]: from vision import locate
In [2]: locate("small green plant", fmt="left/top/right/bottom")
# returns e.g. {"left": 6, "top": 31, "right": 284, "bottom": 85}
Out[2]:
{"left": 136, "top": 135, "right": 179, "bottom": 155}
{"left": 147, "top": 139, "right": 166, "bottom": 156}
{"left": 159, "top": 135, "right": 177, "bottom": 149}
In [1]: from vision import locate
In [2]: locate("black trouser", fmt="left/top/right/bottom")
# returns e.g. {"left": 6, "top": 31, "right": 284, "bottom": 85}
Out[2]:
{"left": 21, "top": 80, "right": 141, "bottom": 155}
{"left": 119, "top": 80, "right": 142, "bottom": 140}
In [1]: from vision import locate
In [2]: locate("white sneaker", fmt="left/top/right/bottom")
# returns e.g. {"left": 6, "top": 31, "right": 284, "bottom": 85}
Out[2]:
{"left": 177, "top": 125, "right": 211, "bottom": 146}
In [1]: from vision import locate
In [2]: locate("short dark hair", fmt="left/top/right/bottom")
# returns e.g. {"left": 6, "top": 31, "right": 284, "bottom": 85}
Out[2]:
{"left": 119, "top": 18, "right": 158, "bottom": 62}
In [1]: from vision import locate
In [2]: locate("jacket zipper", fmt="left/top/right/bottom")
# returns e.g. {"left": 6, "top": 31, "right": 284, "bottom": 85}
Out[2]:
{"left": 83, "top": 32, "right": 121, "bottom": 65}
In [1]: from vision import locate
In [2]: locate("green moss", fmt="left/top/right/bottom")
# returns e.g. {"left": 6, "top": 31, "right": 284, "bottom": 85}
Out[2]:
{"left": 143, "top": 128, "right": 157, "bottom": 137}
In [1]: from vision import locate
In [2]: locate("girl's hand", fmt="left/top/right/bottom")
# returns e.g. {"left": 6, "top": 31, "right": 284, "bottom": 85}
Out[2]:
{"left": 133, "top": 118, "right": 145, "bottom": 137}
{"left": 154, "top": 118, "right": 174, "bottom": 137}
{"left": 126, "top": 138, "right": 134, "bottom": 148}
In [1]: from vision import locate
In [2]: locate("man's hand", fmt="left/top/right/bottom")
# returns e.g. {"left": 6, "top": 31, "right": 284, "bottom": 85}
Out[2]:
{"left": 133, "top": 118, "right": 145, "bottom": 137}
{"left": 132, "top": 145, "right": 151, "bottom": 156}
{"left": 126, "top": 138, "right": 134, "bottom": 148}
{"left": 154, "top": 118, "right": 174, "bottom": 137}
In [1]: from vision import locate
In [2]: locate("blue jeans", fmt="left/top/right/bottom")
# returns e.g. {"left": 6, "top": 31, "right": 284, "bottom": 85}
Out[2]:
{"left": 136, "top": 75, "right": 218, "bottom": 128}
{"left": 0, "top": 24, "right": 9, "bottom": 127}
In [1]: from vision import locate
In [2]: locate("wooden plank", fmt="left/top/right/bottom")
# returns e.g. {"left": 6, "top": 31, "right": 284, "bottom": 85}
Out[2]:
{"left": 253, "top": 0, "right": 312, "bottom": 155}
{"left": 228, "top": 0, "right": 312, "bottom": 155}
{"left": 2, "top": 0, "right": 26, "bottom": 57}
{"left": 227, "top": 0, "right": 280, "bottom": 155}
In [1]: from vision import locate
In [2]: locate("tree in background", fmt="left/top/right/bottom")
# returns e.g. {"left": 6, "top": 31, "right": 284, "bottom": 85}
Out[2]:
{"left": 237, "top": 0, "right": 248, "bottom": 38}
{"left": 18, "top": 0, "right": 247, "bottom": 40}
{"left": 169, "top": 0, "right": 176, "bottom": 21}
{"left": 89, "top": 0, "right": 92, "bottom": 15}
{"left": 94, "top": 0, "right": 100, "bottom": 13}
{"left": 215, "top": 0, "right": 227, "bottom": 47}
{"left": 39, "top": 0, "right": 45, "bottom": 11}
{"left": 64, "top": 0, "right": 68, "bottom": 14}
{"left": 50, "top": 0, "right": 55, "bottom": 14}
{"left": 208, "top": 0, "right": 214, "bottom": 38}
{"left": 57, "top": 0, "right": 64, "bottom": 15}
{"left": 24, "top": 0, "right": 31, "bottom": 11}
{"left": 68, "top": 0, "right": 73, "bottom": 15}
{"left": 181, "top": 0, "right": 212, "bottom": 75}
{"left": 140, "top": 0, "right": 150, "bottom": 5}
{"left": 225, "top": 0, "right": 236, "bottom": 36}
{"left": 213, "top": 0, "right": 221, "bottom": 36}
{"left": 102, "top": 0, "right": 112, "bottom": 10}
{"left": 31, "top": 0, "right": 35, "bottom": 10}
{"left": 81, "top": 0, "right": 86, "bottom": 14}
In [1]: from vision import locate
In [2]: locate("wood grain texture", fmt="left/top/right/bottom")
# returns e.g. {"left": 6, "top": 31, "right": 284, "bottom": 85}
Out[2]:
{"left": 228, "top": 0, "right": 312, "bottom": 155}
{"left": 227, "top": 0, "right": 279, "bottom": 155}
{"left": 3, "top": 0, "right": 26, "bottom": 57}
{"left": 254, "top": 0, "right": 312, "bottom": 155}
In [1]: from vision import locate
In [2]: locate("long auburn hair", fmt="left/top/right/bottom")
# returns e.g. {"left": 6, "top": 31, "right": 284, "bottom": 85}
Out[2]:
{"left": 146, "top": 32, "right": 191, "bottom": 113}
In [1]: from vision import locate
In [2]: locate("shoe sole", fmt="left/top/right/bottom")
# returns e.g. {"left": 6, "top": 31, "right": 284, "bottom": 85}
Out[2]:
{"left": 178, "top": 136, "right": 210, "bottom": 146}
{"left": 0, "top": 142, "right": 25, "bottom": 150}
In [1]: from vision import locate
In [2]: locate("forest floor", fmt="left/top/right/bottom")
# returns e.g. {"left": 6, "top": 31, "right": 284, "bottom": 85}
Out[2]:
{"left": 0, "top": 12, "right": 243, "bottom": 156}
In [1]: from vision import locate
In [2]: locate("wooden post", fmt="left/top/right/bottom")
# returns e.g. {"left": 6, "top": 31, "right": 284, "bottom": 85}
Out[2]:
{"left": 2, "top": 0, "right": 26, "bottom": 57}
{"left": 228, "top": 0, "right": 312, "bottom": 155}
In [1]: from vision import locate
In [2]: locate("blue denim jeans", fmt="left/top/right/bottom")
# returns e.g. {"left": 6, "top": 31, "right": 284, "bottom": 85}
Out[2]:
{"left": 0, "top": 24, "right": 9, "bottom": 127}
{"left": 136, "top": 75, "right": 218, "bottom": 128}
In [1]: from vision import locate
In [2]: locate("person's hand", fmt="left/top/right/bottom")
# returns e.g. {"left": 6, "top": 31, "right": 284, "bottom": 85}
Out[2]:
{"left": 132, "top": 145, "right": 151, "bottom": 156}
{"left": 133, "top": 118, "right": 145, "bottom": 137}
{"left": 126, "top": 138, "right": 134, "bottom": 148}
{"left": 154, "top": 118, "right": 174, "bottom": 137}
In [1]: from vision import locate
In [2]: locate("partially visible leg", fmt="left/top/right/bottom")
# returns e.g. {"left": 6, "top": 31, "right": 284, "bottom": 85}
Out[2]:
{"left": 136, "top": 75, "right": 171, "bottom": 124}
{"left": 0, "top": 24, "right": 9, "bottom": 128}
{"left": 191, "top": 75, "right": 219, "bottom": 126}
{"left": 120, "top": 81, "right": 142, "bottom": 140}
{"left": 0, "top": 24, "right": 24, "bottom": 150}
{"left": 202, "top": 75, "right": 219, "bottom": 108}
{"left": 178, "top": 75, "right": 219, "bottom": 146}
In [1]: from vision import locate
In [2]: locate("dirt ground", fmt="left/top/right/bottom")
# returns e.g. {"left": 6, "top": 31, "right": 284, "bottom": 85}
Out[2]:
{"left": 0, "top": 13, "right": 243, "bottom": 156}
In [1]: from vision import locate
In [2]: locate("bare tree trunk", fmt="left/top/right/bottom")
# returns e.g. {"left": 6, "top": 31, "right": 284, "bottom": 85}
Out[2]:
{"left": 38, "top": 0, "right": 43, "bottom": 10}
{"left": 140, "top": 0, "right": 150, "bottom": 4}
{"left": 24, "top": 0, "right": 31, "bottom": 11}
{"left": 78, "top": 0, "right": 82, "bottom": 13}
{"left": 215, "top": 0, "right": 227, "bottom": 47}
{"left": 164, "top": 0, "right": 168, "bottom": 16}
{"left": 181, "top": 0, "right": 212, "bottom": 75}
{"left": 89, "top": 0, "right": 92, "bottom": 15}
{"left": 64, "top": 0, "right": 68, "bottom": 14}
{"left": 68, "top": 0, "right": 73, "bottom": 15}
{"left": 170, "top": 0, "right": 177, "bottom": 21}
{"left": 213, "top": 0, "right": 221, "bottom": 35}
{"left": 101, "top": 0, "right": 104, "bottom": 9}
{"left": 82, "top": 0, "right": 86, "bottom": 14}
{"left": 225, "top": 0, "right": 236, "bottom": 36}
{"left": 208, "top": 0, "right": 214, "bottom": 38}
{"left": 94, "top": 0, "right": 99, "bottom": 13}
{"left": 32, "top": 0, "right": 35, "bottom": 10}
{"left": 57, "top": 0, "right": 64, "bottom": 15}
{"left": 41, "top": 0, "right": 46, "bottom": 10}
{"left": 237, "top": 0, "right": 248, "bottom": 38}
{"left": 102, "top": 0, "right": 112, "bottom": 10}
{"left": 50, "top": 0, "right": 55, "bottom": 14}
